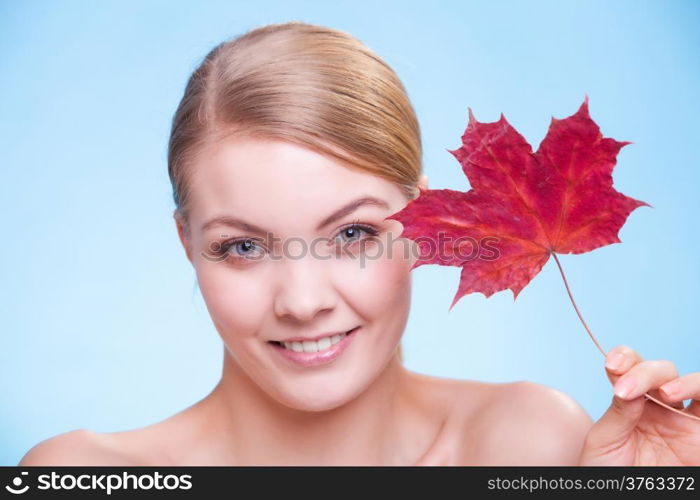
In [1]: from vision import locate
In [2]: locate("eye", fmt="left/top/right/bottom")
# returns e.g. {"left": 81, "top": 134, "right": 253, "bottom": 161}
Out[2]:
{"left": 334, "top": 219, "right": 379, "bottom": 246}
{"left": 217, "top": 238, "right": 266, "bottom": 261}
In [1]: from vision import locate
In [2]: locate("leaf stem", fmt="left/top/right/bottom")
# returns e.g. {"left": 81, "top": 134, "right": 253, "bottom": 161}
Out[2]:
{"left": 551, "top": 252, "right": 700, "bottom": 422}
{"left": 551, "top": 253, "right": 606, "bottom": 356}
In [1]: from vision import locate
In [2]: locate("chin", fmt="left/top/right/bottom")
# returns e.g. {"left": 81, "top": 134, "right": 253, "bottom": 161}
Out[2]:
{"left": 272, "top": 347, "right": 398, "bottom": 412}
{"left": 271, "top": 376, "right": 368, "bottom": 413}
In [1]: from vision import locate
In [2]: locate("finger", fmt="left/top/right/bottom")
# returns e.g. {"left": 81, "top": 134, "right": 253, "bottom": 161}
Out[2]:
{"left": 604, "top": 348, "right": 682, "bottom": 408}
{"left": 651, "top": 385, "right": 686, "bottom": 410}
{"left": 649, "top": 389, "right": 686, "bottom": 410}
{"left": 660, "top": 373, "right": 700, "bottom": 416}
{"left": 604, "top": 345, "right": 644, "bottom": 386}
{"left": 642, "top": 364, "right": 687, "bottom": 411}
{"left": 613, "top": 359, "right": 679, "bottom": 401}
{"left": 590, "top": 352, "right": 674, "bottom": 446}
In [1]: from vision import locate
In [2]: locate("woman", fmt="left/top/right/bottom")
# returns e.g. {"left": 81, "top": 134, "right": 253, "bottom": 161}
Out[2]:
{"left": 20, "top": 21, "right": 700, "bottom": 466}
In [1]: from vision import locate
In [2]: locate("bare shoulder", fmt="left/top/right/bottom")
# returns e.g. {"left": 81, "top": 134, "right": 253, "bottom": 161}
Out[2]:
{"left": 17, "top": 397, "right": 215, "bottom": 466}
{"left": 403, "top": 370, "right": 497, "bottom": 418}
{"left": 18, "top": 429, "right": 134, "bottom": 466}
{"left": 459, "top": 380, "right": 594, "bottom": 465}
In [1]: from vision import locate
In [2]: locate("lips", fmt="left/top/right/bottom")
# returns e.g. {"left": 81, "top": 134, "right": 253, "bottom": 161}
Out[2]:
{"left": 268, "top": 327, "right": 360, "bottom": 367}
{"left": 270, "top": 326, "right": 359, "bottom": 344}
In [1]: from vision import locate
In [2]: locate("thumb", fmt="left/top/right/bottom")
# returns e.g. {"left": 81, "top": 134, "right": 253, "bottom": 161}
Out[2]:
{"left": 590, "top": 394, "right": 647, "bottom": 446}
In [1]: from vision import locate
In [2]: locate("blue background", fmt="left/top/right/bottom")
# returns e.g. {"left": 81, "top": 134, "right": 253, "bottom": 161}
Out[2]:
{"left": 1, "top": 0, "right": 698, "bottom": 465}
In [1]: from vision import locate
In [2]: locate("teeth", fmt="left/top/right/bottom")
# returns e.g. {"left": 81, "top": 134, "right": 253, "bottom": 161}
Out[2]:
{"left": 317, "top": 337, "right": 331, "bottom": 351}
{"left": 283, "top": 332, "right": 346, "bottom": 353}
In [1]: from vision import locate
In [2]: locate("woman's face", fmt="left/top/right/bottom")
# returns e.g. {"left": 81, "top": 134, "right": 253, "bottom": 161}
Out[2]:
{"left": 177, "top": 134, "right": 420, "bottom": 411}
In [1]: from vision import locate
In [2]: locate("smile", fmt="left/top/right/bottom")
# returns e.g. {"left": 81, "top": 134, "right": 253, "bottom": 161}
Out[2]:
{"left": 268, "top": 327, "right": 360, "bottom": 367}
{"left": 272, "top": 332, "right": 347, "bottom": 353}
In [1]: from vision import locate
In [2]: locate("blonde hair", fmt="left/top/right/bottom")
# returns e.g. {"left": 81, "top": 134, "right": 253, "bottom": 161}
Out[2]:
{"left": 167, "top": 21, "right": 423, "bottom": 363}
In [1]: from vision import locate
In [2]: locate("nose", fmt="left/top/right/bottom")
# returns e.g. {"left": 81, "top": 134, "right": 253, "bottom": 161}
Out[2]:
{"left": 272, "top": 246, "right": 337, "bottom": 322}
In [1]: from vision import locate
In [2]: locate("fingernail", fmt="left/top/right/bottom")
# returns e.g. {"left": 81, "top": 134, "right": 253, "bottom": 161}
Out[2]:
{"left": 614, "top": 376, "right": 637, "bottom": 398}
{"left": 660, "top": 380, "right": 681, "bottom": 397}
{"left": 606, "top": 351, "right": 625, "bottom": 371}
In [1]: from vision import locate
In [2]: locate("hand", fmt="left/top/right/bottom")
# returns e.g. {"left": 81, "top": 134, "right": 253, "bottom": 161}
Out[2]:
{"left": 579, "top": 344, "right": 700, "bottom": 465}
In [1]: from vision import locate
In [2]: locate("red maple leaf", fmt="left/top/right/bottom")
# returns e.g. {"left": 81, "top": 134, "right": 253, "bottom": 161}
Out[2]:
{"left": 386, "top": 96, "right": 651, "bottom": 311}
{"left": 386, "top": 104, "right": 700, "bottom": 424}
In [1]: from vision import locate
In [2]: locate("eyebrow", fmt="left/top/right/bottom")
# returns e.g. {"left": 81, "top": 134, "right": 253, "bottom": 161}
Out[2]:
{"left": 201, "top": 196, "right": 390, "bottom": 235}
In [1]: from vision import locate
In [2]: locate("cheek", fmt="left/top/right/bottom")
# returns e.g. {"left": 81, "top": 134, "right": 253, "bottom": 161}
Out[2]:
{"left": 340, "top": 237, "right": 413, "bottom": 321}
{"left": 195, "top": 264, "right": 271, "bottom": 336}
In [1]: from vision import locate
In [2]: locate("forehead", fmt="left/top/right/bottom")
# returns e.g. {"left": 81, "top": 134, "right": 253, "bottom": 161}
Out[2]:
{"left": 187, "top": 135, "right": 404, "bottom": 228}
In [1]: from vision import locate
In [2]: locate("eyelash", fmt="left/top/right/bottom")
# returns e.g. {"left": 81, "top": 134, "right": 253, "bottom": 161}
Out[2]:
{"left": 212, "top": 219, "right": 380, "bottom": 263}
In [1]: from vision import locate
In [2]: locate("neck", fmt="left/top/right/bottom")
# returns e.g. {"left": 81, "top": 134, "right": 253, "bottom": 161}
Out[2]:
{"left": 199, "top": 345, "right": 418, "bottom": 465}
